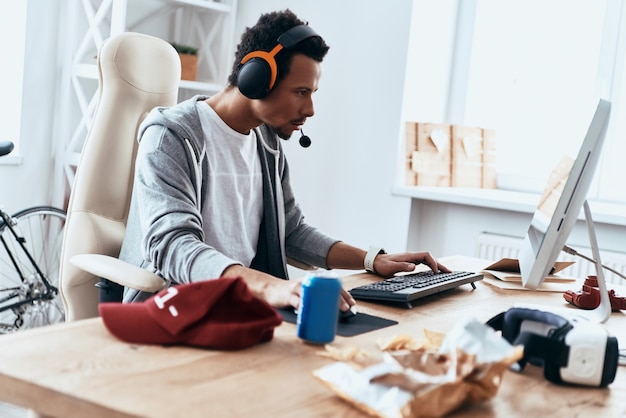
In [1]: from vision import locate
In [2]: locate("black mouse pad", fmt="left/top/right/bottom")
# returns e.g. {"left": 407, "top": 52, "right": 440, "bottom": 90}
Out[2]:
{"left": 277, "top": 308, "right": 398, "bottom": 337}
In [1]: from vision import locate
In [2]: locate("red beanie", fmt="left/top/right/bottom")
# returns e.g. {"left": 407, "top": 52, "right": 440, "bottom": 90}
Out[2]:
{"left": 99, "top": 277, "right": 283, "bottom": 350}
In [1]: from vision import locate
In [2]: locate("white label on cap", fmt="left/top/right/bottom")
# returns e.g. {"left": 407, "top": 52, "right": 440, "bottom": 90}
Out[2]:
{"left": 154, "top": 287, "right": 180, "bottom": 317}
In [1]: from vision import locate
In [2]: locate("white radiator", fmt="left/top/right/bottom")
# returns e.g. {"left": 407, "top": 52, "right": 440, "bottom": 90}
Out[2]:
{"left": 475, "top": 232, "right": 626, "bottom": 285}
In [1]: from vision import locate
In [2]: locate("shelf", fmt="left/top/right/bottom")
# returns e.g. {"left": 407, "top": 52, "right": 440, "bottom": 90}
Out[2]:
{"left": 73, "top": 66, "right": 225, "bottom": 93}
{"left": 392, "top": 185, "right": 539, "bottom": 213}
{"left": 53, "top": 0, "right": 238, "bottom": 206}
{"left": 170, "top": 0, "right": 231, "bottom": 13}
{"left": 179, "top": 79, "right": 223, "bottom": 94}
{"left": 392, "top": 185, "right": 626, "bottom": 226}
{"left": 73, "top": 64, "right": 98, "bottom": 79}
{"left": 72, "top": 54, "right": 228, "bottom": 93}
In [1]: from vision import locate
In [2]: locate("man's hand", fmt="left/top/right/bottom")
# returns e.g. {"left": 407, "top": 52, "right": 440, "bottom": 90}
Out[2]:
{"left": 222, "top": 264, "right": 355, "bottom": 311}
{"left": 372, "top": 251, "right": 450, "bottom": 278}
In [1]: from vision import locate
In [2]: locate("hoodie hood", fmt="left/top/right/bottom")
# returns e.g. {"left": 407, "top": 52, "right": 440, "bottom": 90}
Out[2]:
{"left": 138, "top": 94, "right": 209, "bottom": 163}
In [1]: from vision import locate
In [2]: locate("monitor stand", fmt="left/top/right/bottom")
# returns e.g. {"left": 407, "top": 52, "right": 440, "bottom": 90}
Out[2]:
{"left": 580, "top": 200, "right": 612, "bottom": 323}
{"left": 515, "top": 200, "right": 612, "bottom": 323}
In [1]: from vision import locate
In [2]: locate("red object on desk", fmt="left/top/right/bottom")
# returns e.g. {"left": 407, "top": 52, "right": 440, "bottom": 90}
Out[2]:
{"left": 563, "top": 276, "right": 626, "bottom": 311}
{"left": 99, "top": 277, "right": 282, "bottom": 350}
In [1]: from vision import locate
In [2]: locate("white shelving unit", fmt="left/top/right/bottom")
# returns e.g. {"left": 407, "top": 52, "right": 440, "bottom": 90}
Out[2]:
{"left": 52, "top": 0, "right": 238, "bottom": 208}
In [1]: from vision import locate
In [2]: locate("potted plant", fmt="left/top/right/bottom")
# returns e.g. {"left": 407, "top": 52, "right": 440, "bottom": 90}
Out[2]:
{"left": 171, "top": 42, "right": 199, "bottom": 81}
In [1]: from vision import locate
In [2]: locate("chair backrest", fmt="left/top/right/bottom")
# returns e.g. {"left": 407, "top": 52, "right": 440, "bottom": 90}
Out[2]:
{"left": 59, "top": 32, "right": 180, "bottom": 321}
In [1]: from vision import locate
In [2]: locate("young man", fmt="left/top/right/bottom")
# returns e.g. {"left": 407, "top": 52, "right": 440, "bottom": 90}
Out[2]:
{"left": 119, "top": 9, "right": 448, "bottom": 311}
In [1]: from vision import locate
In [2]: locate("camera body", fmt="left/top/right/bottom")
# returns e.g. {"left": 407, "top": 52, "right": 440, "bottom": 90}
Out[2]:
{"left": 487, "top": 307, "right": 618, "bottom": 387}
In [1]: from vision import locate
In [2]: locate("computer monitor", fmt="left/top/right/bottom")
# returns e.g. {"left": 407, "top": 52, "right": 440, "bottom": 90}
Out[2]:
{"left": 518, "top": 99, "right": 611, "bottom": 291}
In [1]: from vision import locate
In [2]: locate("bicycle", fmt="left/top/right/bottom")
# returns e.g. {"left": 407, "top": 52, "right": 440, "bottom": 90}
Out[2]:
{"left": 0, "top": 141, "right": 67, "bottom": 332}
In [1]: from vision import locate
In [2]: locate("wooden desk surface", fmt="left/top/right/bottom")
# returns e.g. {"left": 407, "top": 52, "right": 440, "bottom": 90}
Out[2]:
{"left": 0, "top": 256, "right": 625, "bottom": 418}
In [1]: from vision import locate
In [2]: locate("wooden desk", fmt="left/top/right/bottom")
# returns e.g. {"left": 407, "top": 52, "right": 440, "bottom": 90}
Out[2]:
{"left": 0, "top": 256, "right": 625, "bottom": 417}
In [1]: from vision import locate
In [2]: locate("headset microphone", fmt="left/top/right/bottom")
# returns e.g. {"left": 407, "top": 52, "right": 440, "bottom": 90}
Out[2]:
{"left": 299, "top": 130, "right": 311, "bottom": 148}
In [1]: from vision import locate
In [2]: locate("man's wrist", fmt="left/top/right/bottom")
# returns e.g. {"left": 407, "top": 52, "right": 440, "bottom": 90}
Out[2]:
{"left": 364, "top": 245, "right": 386, "bottom": 273}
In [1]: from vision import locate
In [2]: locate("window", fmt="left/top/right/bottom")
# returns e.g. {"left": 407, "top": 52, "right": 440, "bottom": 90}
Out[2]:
{"left": 404, "top": 1, "right": 626, "bottom": 204}
{"left": 0, "top": 2, "right": 27, "bottom": 162}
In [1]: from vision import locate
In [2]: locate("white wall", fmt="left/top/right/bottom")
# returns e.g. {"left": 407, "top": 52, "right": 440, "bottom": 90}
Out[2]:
{"left": 0, "top": 3, "right": 26, "bottom": 158}
{"left": 236, "top": 1, "right": 416, "bottom": 254}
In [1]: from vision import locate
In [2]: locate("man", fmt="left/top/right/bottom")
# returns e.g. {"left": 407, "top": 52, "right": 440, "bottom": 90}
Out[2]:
{"left": 119, "top": 9, "right": 448, "bottom": 311}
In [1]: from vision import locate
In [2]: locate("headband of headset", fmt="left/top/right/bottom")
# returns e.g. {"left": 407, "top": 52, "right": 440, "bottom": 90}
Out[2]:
{"left": 486, "top": 308, "right": 572, "bottom": 370}
{"left": 486, "top": 307, "right": 572, "bottom": 343}
{"left": 237, "top": 25, "right": 319, "bottom": 99}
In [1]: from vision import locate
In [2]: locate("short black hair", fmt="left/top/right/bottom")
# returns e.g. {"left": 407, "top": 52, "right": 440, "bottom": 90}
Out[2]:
{"left": 227, "top": 9, "right": 330, "bottom": 87}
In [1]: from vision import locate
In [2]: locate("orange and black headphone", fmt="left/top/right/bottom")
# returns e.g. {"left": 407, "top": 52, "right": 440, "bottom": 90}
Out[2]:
{"left": 237, "top": 25, "right": 319, "bottom": 99}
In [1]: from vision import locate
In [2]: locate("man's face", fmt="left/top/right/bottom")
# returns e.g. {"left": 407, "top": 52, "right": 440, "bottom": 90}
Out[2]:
{"left": 252, "top": 54, "right": 322, "bottom": 140}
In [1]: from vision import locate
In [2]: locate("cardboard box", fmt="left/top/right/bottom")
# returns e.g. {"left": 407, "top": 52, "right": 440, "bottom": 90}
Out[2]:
{"left": 482, "top": 129, "right": 497, "bottom": 188}
{"left": 405, "top": 122, "right": 451, "bottom": 186}
{"left": 405, "top": 122, "right": 497, "bottom": 189}
{"left": 451, "top": 125, "right": 483, "bottom": 187}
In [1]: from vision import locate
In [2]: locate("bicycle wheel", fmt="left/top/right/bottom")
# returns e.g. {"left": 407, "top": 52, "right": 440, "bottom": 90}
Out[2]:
{"left": 0, "top": 206, "right": 66, "bottom": 332}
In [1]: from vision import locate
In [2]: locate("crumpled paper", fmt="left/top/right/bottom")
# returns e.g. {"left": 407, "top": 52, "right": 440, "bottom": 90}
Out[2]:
{"left": 313, "top": 318, "right": 523, "bottom": 418}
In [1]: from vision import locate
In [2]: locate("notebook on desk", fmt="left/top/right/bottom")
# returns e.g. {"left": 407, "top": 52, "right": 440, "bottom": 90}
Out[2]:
{"left": 480, "top": 257, "right": 578, "bottom": 293}
{"left": 349, "top": 270, "right": 483, "bottom": 308}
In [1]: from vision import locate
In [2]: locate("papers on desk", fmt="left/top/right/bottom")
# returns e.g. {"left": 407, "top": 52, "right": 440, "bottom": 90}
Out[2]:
{"left": 481, "top": 258, "right": 579, "bottom": 292}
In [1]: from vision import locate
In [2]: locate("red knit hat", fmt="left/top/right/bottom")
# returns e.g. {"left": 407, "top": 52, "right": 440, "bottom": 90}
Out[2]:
{"left": 99, "top": 277, "right": 283, "bottom": 350}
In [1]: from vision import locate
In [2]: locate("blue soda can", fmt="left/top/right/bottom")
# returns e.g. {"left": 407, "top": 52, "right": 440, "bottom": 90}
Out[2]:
{"left": 297, "top": 273, "right": 342, "bottom": 344}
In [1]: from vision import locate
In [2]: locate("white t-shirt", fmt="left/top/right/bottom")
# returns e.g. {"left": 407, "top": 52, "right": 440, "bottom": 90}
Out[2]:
{"left": 196, "top": 101, "right": 263, "bottom": 267}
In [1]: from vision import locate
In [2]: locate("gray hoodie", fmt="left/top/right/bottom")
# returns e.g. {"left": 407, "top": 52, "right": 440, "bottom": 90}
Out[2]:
{"left": 120, "top": 95, "right": 338, "bottom": 301}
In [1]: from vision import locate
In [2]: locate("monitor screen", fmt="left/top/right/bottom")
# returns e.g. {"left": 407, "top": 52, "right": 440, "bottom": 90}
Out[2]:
{"left": 519, "top": 99, "right": 611, "bottom": 289}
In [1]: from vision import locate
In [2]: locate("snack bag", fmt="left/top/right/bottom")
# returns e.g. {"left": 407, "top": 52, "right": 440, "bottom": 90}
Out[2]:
{"left": 313, "top": 318, "right": 523, "bottom": 418}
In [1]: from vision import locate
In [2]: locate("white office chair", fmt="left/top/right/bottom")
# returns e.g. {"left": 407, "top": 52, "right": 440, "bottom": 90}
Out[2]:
{"left": 58, "top": 32, "right": 181, "bottom": 321}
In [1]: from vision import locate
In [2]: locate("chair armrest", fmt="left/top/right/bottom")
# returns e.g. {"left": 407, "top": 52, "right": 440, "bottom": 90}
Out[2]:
{"left": 70, "top": 254, "right": 166, "bottom": 293}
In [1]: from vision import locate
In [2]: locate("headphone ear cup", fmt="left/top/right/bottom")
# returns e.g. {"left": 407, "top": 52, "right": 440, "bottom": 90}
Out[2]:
{"left": 237, "top": 58, "right": 272, "bottom": 99}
